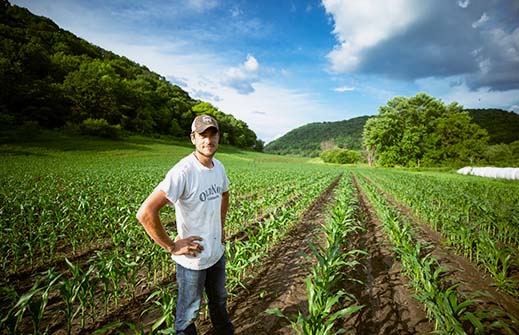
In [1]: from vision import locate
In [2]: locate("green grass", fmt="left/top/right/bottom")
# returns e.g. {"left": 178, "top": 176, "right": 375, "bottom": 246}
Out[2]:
{"left": 1, "top": 130, "right": 310, "bottom": 170}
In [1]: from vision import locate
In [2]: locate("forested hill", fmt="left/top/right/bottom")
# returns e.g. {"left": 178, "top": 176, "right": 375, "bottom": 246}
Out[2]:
{"left": 0, "top": 1, "right": 262, "bottom": 149}
{"left": 265, "top": 109, "right": 519, "bottom": 157}
{"left": 466, "top": 109, "right": 519, "bottom": 145}
{"left": 264, "top": 116, "right": 370, "bottom": 157}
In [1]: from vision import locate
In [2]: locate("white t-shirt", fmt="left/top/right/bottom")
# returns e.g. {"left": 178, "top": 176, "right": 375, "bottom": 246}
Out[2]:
{"left": 156, "top": 153, "right": 229, "bottom": 270}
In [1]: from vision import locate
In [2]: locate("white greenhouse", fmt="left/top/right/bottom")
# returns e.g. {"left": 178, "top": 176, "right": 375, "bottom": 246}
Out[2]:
{"left": 457, "top": 167, "right": 519, "bottom": 180}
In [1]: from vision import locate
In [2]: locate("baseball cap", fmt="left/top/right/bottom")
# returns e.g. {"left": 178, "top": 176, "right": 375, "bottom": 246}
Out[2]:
{"left": 191, "top": 115, "right": 219, "bottom": 134}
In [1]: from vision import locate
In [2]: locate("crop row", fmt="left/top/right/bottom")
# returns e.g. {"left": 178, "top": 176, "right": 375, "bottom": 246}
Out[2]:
{"left": 0, "top": 158, "right": 340, "bottom": 275}
{"left": 226, "top": 168, "right": 336, "bottom": 237}
{"left": 355, "top": 173, "right": 518, "bottom": 334}
{"left": 268, "top": 173, "right": 365, "bottom": 334}
{"left": 354, "top": 168, "right": 519, "bottom": 296}
{"left": 225, "top": 170, "right": 341, "bottom": 293}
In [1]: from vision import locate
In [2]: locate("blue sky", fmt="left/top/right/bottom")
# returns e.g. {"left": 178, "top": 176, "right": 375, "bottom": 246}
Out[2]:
{"left": 12, "top": 0, "right": 519, "bottom": 142}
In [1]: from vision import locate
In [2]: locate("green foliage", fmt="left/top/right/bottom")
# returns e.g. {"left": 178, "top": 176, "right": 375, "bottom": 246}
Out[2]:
{"left": 483, "top": 141, "right": 519, "bottom": 166}
{"left": 253, "top": 139, "right": 265, "bottom": 152}
{"left": 466, "top": 109, "right": 519, "bottom": 145}
{"left": 265, "top": 116, "right": 369, "bottom": 157}
{"left": 0, "top": 2, "right": 261, "bottom": 149}
{"left": 363, "top": 93, "right": 489, "bottom": 167}
{"left": 357, "top": 167, "right": 519, "bottom": 297}
{"left": 320, "top": 148, "right": 361, "bottom": 164}
{"left": 80, "top": 118, "right": 121, "bottom": 139}
{"left": 263, "top": 107, "right": 517, "bottom": 160}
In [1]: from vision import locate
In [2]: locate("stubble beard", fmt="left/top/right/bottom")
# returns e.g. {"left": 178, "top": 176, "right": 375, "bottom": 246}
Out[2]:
{"left": 196, "top": 146, "right": 216, "bottom": 159}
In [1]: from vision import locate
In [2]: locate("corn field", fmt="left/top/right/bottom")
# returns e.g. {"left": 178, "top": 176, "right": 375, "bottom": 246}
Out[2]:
{"left": 1, "top": 138, "right": 518, "bottom": 334}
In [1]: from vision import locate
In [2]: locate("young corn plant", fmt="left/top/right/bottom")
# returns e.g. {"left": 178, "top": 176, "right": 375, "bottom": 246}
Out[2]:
{"left": 59, "top": 258, "right": 96, "bottom": 334}
{"left": 268, "top": 277, "right": 363, "bottom": 335}
{"left": 268, "top": 174, "right": 365, "bottom": 333}
{"left": 93, "top": 321, "right": 146, "bottom": 335}
{"left": 143, "top": 284, "right": 177, "bottom": 334}
{"left": 356, "top": 173, "right": 519, "bottom": 335}
{"left": 1, "top": 268, "right": 61, "bottom": 335}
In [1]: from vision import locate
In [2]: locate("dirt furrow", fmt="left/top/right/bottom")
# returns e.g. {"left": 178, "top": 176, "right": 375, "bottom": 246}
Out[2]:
{"left": 345, "top": 174, "right": 433, "bottom": 335}
{"left": 360, "top": 174, "right": 519, "bottom": 323}
{"left": 198, "top": 175, "right": 341, "bottom": 334}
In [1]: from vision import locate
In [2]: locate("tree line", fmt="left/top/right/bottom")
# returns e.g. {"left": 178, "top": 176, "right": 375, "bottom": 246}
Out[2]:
{"left": 363, "top": 93, "right": 519, "bottom": 167}
{"left": 0, "top": 1, "right": 263, "bottom": 150}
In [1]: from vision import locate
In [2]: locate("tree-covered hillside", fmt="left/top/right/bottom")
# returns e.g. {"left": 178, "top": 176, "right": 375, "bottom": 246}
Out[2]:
{"left": 265, "top": 108, "right": 518, "bottom": 158}
{"left": 264, "top": 116, "right": 370, "bottom": 157}
{"left": 466, "top": 109, "right": 519, "bottom": 145}
{"left": 0, "top": 1, "right": 262, "bottom": 149}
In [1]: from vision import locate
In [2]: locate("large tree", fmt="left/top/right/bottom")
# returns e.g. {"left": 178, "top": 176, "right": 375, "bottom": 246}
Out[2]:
{"left": 363, "top": 93, "right": 489, "bottom": 167}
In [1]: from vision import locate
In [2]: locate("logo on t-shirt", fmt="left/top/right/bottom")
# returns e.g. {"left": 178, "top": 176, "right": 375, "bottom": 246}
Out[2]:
{"left": 199, "top": 184, "right": 222, "bottom": 202}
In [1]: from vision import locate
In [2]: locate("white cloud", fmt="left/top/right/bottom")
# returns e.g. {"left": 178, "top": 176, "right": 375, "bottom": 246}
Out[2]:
{"left": 472, "top": 12, "right": 489, "bottom": 29}
{"left": 487, "top": 27, "right": 519, "bottom": 63}
{"left": 323, "top": 0, "right": 427, "bottom": 73}
{"left": 457, "top": 0, "right": 470, "bottom": 9}
{"left": 213, "top": 83, "right": 340, "bottom": 142}
{"left": 243, "top": 54, "right": 259, "bottom": 71}
{"left": 334, "top": 86, "right": 355, "bottom": 92}
{"left": 510, "top": 105, "right": 519, "bottom": 113}
{"left": 223, "top": 55, "right": 260, "bottom": 94}
{"left": 466, "top": 26, "right": 519, "bottom": 90}
{"left": 478, "top": 58, "right": 491, "bottom": 74}
{"left": 167, "top": 75, "right": 188, "bottom": 87}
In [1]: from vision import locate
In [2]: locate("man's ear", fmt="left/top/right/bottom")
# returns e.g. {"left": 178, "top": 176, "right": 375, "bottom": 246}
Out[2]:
{"left": 190, "top": 132, "right": 196, "bottom": 144}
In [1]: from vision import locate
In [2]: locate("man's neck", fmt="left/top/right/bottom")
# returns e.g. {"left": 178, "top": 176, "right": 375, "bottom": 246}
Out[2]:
{"left": 193, "top": 151, "right": 214, "bottom": 168}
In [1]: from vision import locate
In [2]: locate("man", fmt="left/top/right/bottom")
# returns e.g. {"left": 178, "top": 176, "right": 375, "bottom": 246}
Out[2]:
{"left": 136, "top": 115, "right": 234, "bottom": 335}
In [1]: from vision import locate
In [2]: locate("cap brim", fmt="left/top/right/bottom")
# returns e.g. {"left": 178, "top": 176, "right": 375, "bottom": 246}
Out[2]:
{"left": 195, "top": 125, "right": 218, "bottom": 134}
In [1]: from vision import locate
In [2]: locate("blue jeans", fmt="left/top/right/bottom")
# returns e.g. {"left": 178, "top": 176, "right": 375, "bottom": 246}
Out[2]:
{"left": 175, "top": 255, "right": 234, "bottom": 335}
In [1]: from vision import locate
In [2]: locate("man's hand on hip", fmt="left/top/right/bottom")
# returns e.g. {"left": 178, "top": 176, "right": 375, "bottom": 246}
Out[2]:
{"left": 170, "top": 236, "right": 203, "bottom": 256}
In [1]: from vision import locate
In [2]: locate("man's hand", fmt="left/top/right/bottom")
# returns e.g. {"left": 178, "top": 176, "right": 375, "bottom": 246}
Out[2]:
{"left": 171, "top": 236, "right": 204, "bottom": 256}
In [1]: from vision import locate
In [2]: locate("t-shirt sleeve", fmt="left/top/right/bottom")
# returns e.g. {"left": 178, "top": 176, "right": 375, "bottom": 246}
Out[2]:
{"left": 222, "top": 167, "right": 230, "bottom": 193}
{"left": 155, "top": 167, "right": 185, "bottom": 204}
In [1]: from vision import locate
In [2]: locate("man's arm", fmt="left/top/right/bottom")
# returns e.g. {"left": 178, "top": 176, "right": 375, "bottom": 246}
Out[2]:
{"left": 221, "top": 191, "right": 230, "bottom": 243}
{"left": 136, "top": 190, "right": 203, "bottom": 256}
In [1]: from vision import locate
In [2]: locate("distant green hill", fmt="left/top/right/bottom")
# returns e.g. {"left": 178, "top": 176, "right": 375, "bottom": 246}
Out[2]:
{"left": 466, "top": 109, "right": 519, "bottom": 145}
{"left": 265, "top": 109, "right": 519, "bottom": 157}
{"left": 264, "top": 116, "right": 370, "bottom": 157}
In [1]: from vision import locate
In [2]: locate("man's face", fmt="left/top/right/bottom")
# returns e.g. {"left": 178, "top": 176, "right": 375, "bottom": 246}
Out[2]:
{"left": 192, "top": 127, "right": 219, "bottom": 158}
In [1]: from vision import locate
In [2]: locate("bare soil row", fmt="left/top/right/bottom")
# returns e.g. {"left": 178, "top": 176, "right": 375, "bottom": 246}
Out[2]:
{"left": 198, "top": 173, "right": 436, "bottom": 334}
